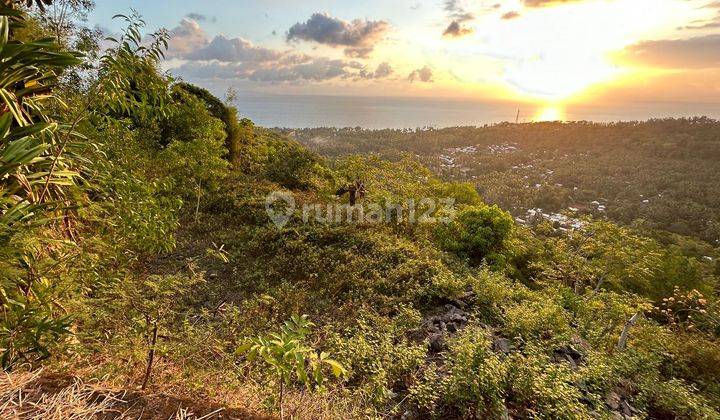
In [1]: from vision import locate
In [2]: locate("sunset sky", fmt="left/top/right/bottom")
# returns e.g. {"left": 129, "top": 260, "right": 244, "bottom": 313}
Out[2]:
{"left": 90, "top": 0, "right": 720, "bottom": 121}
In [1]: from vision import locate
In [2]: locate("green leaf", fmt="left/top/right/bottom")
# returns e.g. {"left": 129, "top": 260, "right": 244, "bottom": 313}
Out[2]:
{"left": 324, "top": 359, "right": 346, "bottom": 377}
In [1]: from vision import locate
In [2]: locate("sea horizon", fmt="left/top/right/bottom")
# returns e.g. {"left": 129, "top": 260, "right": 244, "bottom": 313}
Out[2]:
{"left": 230, "top": 93, "right": 720, "bottom": 129}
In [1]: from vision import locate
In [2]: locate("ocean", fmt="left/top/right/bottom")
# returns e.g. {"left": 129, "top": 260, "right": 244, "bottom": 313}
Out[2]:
{"left": 231, "top": 94, "right": 720, "bottom": 129}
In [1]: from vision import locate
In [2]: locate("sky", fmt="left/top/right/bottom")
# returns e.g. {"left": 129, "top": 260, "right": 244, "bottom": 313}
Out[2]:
{"left": 89, "top": 0, "right": 720, "bottom": 121}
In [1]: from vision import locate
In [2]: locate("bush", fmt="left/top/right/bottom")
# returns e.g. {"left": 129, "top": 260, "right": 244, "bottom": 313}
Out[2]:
{"left": 409, "top": 326, "right": 505, "bottom": 418}
{"left": 264, "top": 140, "right": 330, "bottom": 190}
{"left": 434, "top": 204, "right": 514, "bottom": 264}
{"left": 503, "top": 299, "right": 572, "bottom": 344}
{"left": 327, "top": 308, "right": 425, "bottom": 406}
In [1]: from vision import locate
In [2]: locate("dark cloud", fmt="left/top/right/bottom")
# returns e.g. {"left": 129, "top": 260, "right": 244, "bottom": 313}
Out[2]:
{"left": 164, "top": 19, "right": 385, "bottom": 84}
{"left": 358, "top": 62, "right": 394, "bottom": 79}
{"left": 443, "top": 20, "right": 474, "bottom": 37}
{"left": 186, "top": 35, "right": 285, "bottom": 62}
{"left": 185, "top": 13, "right": 206, "bottom": 21}
{"left": 373, "top": 62, "right": 393, "bottom": 78}
{"left": 501, "top": 11, "right": 521, "bottom": 20}
{"left": 408, "top": 66, "right": 433, "bottom": 83}
{"left": 619, "top": 34, "right": 720, "bottom": 69}
{"left": 185, "top": 12, "right": 217, "bottom": 23}
{"left": 286, "top": 13, "right": 390, "bottom": 58}
{"left": 444, "top": 0, "right": 475, "bottom": 22}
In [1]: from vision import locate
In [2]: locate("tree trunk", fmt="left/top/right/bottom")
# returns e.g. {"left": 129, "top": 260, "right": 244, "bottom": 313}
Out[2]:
{"left": 194, "top": 181, "right": 202, "bottom": 222}
{"left": 141, "top": 320, "right": 158, "bottom": 390}
{"left": 279, "top": 380, "right": 285, "bottom": 420}
{"left": 616, "top": 313, "right": 640, "bottom": 351}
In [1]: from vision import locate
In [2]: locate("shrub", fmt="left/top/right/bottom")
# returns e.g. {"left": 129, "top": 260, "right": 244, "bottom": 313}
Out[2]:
{"left": 503, "top": 299, "right": 572, "bottom": 344}
{"left": 434, "top": 204, "right": 514, "bottom": 264}
{"left": 409, "top": 326, "right": 505, "bottom": 418}
{"left": 264, "top": 140, "right": 330, "bottom": 190}
{"left": 326, "top": 308, "right": 425, "bottom": 406}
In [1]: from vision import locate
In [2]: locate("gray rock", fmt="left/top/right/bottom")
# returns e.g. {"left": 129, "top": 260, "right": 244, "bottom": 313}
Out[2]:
{"left": 493, "top": 337, "right": 512, "bottom": 354}
{"left": 621, "top": 400, "right": 638, "bottom": 416}
{"left": 428, "top": 332, "right": 446, "bottom": 353}
{"left": 606, "top": 391, "right": 621, "bottom": 411}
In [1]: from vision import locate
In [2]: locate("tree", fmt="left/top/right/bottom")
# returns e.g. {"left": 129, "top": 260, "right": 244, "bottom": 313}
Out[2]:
{"left": 434, "top": 205, "right": 514, "bottom": 264}
{"left": 238, "top": 315, "right": 346, "bottom": 420}
{"left": 173, "top": 82, "right": 243, "bottom": 163}
{"left": 0, "top": 2, "right": 83, "bottom": 370}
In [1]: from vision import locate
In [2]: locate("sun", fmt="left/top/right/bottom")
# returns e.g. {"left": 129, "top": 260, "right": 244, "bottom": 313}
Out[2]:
{"left": 535, "top": 106, "right": 564, "bottom": 122}
{"left": 440, "top": 0, "right": 703, "bottom": 101}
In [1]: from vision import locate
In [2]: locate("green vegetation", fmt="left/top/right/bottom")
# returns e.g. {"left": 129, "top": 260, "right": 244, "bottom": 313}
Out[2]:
{"left": 289, "top": 121, "right": 720, "bottom": 244}
{"left": 1, "top": 2, "right": 718, "bottom": 419}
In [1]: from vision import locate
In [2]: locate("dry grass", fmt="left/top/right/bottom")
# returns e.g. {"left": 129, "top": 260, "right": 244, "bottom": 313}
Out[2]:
{"left": 0, "top": 368, "right": 280, "bottom": 419}
{"left": 0, "top": 369, "right": 128, "bottom": 419}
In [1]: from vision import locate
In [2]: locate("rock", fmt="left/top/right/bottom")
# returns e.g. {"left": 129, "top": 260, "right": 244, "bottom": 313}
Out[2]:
{"left": 605, "top": 391, "right": 621, "bottom": 411}
{"left": 493, "top": 337, "right": 512, "bottom": 354}
{"left": 428, "top": 332, "right": 446, "bottom": 353}
{"left": 422, "top": 304, "right": 469, "bottom": 335}
{"left": 416, "top": 304, "right": 471, "bottom": 353}
{"left": 621, "top": 400, "right": 638, "bottom": 416}
{"left": 570, "top": 334, "right": 592, "bottom": 352}
{"left": 451, "top": 298, "right": 467, "bottom": 309}
{"left": 610, "top": 412, "right": 624, "bottom": 420}
{"left": 400, "top": 410, "right": 418, "bottom": 420}
{"left": 552, "top": 343, "right": 585, "bottom": 369}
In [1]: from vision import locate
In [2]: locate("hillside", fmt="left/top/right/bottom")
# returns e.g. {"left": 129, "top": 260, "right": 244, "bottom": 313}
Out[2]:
{"left": 1, "top": 3, "right": 719, "bottom": 420}
{"left": 287, "top": 120, "right": 720, "bottom": 244}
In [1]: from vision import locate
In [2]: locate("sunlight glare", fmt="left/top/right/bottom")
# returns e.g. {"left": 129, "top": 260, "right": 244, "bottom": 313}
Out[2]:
{"left": 449, "top": 0, "right": 703, "bottom": 101}
{"left": 535, "top": 106, "right": 564, "bottom": 122}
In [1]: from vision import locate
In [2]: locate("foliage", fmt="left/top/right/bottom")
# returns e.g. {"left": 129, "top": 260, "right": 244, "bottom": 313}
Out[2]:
{"left": 95, "top": 11, "right": 169, "bottom": 124}
{"left": 0, "top": 5, "right": 718, "bottom": 420}
{"left": 326, "top": 308, "right": 426, "bottom": 406}
{"left": 410, "top": 327, "right": 506, "bottom": 418}
{"left": 434, "top": 204, "right": 514, "bottom": 264}
{"left": 0, "top": 3, "right": 83, "bottom": 370}
{"left": 238, "top": 315, "right": 346, "bottom": 418}
{"left": 173, "top": 82, "right": 245, "bottom": 163}
{"left": 263, "top": 139, "right": 330, "bottom": 190}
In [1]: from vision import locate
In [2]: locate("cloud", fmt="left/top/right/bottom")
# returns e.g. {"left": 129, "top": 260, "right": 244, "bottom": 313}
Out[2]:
{"left": 286, "top": 13, "right": 390, "bottom": 58}
{"left": 619, "top": 34, "right": 720, "bottom": 69}
{"left": 186, "top": 35, "right": 286, "bottom": 62}
{"left": 374, "top": 62, "right": 393, "bottom": 78}
{"left": 501, "top": 11, "right": 521, "bottom": 20}
{"left": 165, "top": 18, "right": 393, "bottom": 85}
{"left": 176, "top": 57, "right": 379, "bottom": 83}
{"left": 185, "top": 13, "right": 206, "bottom": 21}
{"left": 358, "top": 62, "right": 394, "bottom": 79}
{"left": 443, "top": 20, "right": 474, "bottom": 37}
{"left": 444, "top": 0, "right": 475, "bottom": 22}
{"left": 167, "top": 19, "right": 208, "bottom": 58}
{"left": 522, "top": 0, "right": 583, "bottom": 7}
{"left": 682, "top": 20, "right": 720, "bottom": 30}
{"left": 249, "top": 58, "right": 358, "bottom": 82}
{"left": 408, "top": 66, "right": 433, "bottom": 83}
